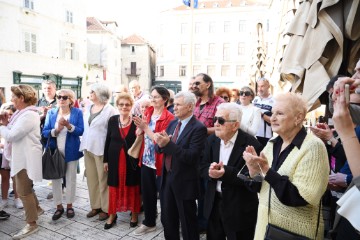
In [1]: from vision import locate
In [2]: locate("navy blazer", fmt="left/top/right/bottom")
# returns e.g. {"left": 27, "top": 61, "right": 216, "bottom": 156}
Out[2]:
{"left": 155, "top": 116, "right": 207, "bottom": 200}
{"left": 42, "top": 107, "right": 84, "bottom": 162}
{"left": 200, "top": 129, "right": 262, "bottom": 232}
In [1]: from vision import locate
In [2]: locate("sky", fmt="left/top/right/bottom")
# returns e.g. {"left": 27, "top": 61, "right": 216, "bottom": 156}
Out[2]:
{"left": 86, "top": 0, "right": 182, "bottom": 42}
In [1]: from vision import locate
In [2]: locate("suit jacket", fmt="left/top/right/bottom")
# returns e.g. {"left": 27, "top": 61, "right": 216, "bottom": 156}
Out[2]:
{"left": 156, "top": 116, "right": 207, "bottom": 200}
{"left": 103, "top": 115, "right": 140, "bottom": 187}
{"left": 200, "top": 129, "right": 262, "bottom": 232}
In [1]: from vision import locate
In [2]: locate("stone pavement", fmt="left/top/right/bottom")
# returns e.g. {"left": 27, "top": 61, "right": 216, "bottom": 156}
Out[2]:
{"left": 0, "top": 158, "right": 206, "bottom": 240}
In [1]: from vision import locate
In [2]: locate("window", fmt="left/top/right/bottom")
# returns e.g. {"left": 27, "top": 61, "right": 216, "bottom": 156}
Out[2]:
{"left": 236, "top": 65, "right": 245, "bottom": 76}
{"left": 209, "top": 22, "right": 216, "bottom": 33}
{"left": 159, "top": 66, "right": 164, "bottom": 77}
{"left": 221, "top": 65, "right": 230, "bottom": 76}
{"left": 24, "top": 32, "right": 36, "bottom": 53}
{"left": 208, "top": 43, "right": 215, "bottom": 56}
{"left": 131, "top": 45, "right": 135, "bottom": 53}
{"left": 131, "top": 62, "right": 137, "bottom": 75}
{"left": 66, "top": 11, "right": 73, "bottom": 23}
{"left": 24, "top": 0, "right": 34, "bottom": 10}
{"left": 194, "top": 44, "right": 201, "bottom": 60}
{"left": 193, "top": 65, "right": 201, "bottom": 75}
{"left": 223, "top": 43, "right": 230, "bottom": 61}
{"left": 224, "top": 21, "right": 231, "bottom": 33}
{"left": 239, "top": 20, "right": 246, "bottom": 32}
{"left": 238, "top": 42, "right": 245, "bottom": 55}
{"left": 65, "top": 42, "right": 75, "bottom": 60}
{"left": 181, "top": 23, "right": 188, "bottom": 34}
{"left": 179, "top": 65, "right": 186, "bottom": 76}
{"left": 195, "top": 22, "right": 201, "bottom": 34}
{"left": 207, "top": 65, "right": 215, "bottom": 77}
{"left": 181, "top": 44, "right": 187, "bottom": 57}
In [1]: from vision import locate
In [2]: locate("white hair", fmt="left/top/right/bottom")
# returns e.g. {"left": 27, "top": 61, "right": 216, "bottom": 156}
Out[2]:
{"left": 216, "top": 102, "right": 242, "bottom": 122}
{"left": 174, "top": 91, "right": 197, "bottom": 106}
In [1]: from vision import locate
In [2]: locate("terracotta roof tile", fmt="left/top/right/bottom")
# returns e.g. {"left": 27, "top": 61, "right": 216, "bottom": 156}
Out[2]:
{"left": 87, "top": 17, "right": 110, "bottom": 31}
{"left": 121, "top": 34, "right": 148, "bottom": 45}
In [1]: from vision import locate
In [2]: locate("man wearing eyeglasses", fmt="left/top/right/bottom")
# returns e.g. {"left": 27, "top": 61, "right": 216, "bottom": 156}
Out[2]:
{"left": 154, "top": 91, "right": 207, "bottom": 240}
{"left": 200, "top": 102, "right": 262, "bottom": 240}
{"left": 253, "top": 77, "right": 274, "bottom": 146}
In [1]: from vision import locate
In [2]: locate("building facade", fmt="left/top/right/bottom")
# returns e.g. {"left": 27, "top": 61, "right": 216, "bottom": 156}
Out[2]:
{"left": 0, "top": 0, "right": 87, "bottom": 99}
{"left": 121, "top": 34, "right": 155, "bottom": 93}
{"left": 86, "top": 17, "right": 122, "bottom": 96}
{"left": 155, "top": 0, "right": 269, "bottom": 90}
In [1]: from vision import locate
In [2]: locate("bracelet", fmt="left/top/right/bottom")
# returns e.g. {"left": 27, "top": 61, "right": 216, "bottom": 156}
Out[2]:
{"left": 341, "top": 135, "right": 357, "bottom": 144}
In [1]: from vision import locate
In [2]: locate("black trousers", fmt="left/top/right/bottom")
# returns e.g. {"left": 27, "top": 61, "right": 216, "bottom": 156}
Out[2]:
{"left": 141, "top": 165, "right": 157, "bottom": 227}
{"left": 207, "top": 193, "right": 255, "bottom": 240}
{"left": 161, "top": 171, "right": 199, "bottom": 240}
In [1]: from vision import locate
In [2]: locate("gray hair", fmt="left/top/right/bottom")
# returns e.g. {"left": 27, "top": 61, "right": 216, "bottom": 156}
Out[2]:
{"left": 90, "top": 83, "right": 110, "bottom": 104}
{"left": 57, "top": 89, "right": 76, "bottom": 107}
{"left": 217, "top": 102, "right": 243, "bottom": 122}
{"left": 174, "top": 91, "right": 197, "bottom": 107}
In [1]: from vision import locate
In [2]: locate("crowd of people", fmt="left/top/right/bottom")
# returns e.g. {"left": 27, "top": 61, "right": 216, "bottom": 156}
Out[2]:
{"left": 0, "top": 62, "right": 359, "bottom": 240}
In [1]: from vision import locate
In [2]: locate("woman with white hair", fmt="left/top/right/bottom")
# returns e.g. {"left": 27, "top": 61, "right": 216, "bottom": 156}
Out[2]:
{"left": 243, "top": 93, "right": 329, "bottom": 239}
{"left": 42, "top": 89, "right": 84, "bottom": 221}
{"left": 80, "top": 83, "right": 117, "bottom": 221}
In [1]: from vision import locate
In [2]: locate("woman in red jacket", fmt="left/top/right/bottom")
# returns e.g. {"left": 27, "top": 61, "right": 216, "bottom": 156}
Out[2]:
{"left": 133, "top": 86, "right": 174, "bottom": 236}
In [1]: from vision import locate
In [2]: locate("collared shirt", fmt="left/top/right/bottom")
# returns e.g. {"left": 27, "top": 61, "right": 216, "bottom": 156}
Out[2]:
{"left": 37, "top": 95, "right": 57, "bottom": 107}
{"left": 216, "top": 131, "right": 238, "bottom": 192}
{"left": 265, "top": 127, "right": 308, "bottom": 206}
{"left": 176, "top": 114, "right": 193, "bottom": 138}
{"left": 194, "top": 95, "right": 224, "bottom": 128}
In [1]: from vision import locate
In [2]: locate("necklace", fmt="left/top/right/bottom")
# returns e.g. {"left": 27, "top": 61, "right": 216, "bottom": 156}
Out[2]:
{"left": 119, "top": 116, "right": 131, "bottom": 128}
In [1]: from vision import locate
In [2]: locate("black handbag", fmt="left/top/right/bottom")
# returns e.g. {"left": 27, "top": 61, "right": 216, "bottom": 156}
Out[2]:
{"left": 42, "top": 138, "right": 66, "bottom": 180}
{"left": 264, "top": 187, "right": 320, "bottom": 240}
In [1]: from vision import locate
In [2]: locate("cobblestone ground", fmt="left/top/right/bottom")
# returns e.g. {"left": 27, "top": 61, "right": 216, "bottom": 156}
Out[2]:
{"left": 0, "top": 158, "right": 206, "bottom": 240}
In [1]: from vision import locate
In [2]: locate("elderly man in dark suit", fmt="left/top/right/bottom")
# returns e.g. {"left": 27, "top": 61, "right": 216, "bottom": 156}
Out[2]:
{"left": 154, "top": 91, "right": 207, "bottom": 240}
{"left": 200, "top": 102, "right": 262, "bottom": 240}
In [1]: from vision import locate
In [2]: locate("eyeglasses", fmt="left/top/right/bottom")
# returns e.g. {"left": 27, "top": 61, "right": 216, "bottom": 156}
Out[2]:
{"left": 149, "top": 95, "right": 162, "bottom": 100}
{"left": 237, "top": 163, "right": 265, "bottom": 183}
{"left": 57, "top": 95, "right": 69, "bottom": 100}
{"left": 191, "top": 81, "right": 201, "bottom": 86}
{"left": 118, "top": 103, "right": 131, "bottom": 108}
{"left": 220, "top": 96, "right": 229, "bottom": 101}
{"left": 240, "top": 91, "right": 251, "bottom": 97}
{"left": 213, "top": 116, "right": 237, "bottom": 125}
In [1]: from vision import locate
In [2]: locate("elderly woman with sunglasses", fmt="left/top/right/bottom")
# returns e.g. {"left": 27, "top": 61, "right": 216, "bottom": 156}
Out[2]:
{"left": 0, "top": 85, "right": 43, "bottom": 239}
{"left": 42, "top": 89, "right": 84, "bottom": 221}
{"left": 238, "top": 86, "right": 261, "bottom": 136}
{"left": 80, "top": 83, "right": 118, "bottom": 221}
{"left": 242, "top": 93, "right": 329, "bottom": 240}
{"left": 215, "top": 87, "right": 231, "bottom": 103}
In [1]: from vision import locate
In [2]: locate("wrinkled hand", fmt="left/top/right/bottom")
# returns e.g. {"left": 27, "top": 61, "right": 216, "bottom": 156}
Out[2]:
{"left": 135, "top": 128, "right": 143, "bottom": 136}
{"left": 104, "top": 163, "right": 108, "bottom": 172}
{"left": 243, "top": 146, "right": 269, "bottom": 177}
{"left": 0, "top": 111, "right": 9, "bottom": 126}
{"left": 209, "top": 161, "right": 225, "bottom": 179}
{"left": 310, "top": 123, "right": 334, "bottom": 141}
{"left": 58, "top": 116, "right": 70, "bottom": 128}
{"left": 154, "top": 131, "right": 171, "bottom": 148}
{"left": 133, "top": 116, "right": 147, "bottom": 130}
{"left": 329, "top": 172, "right": 348, "bottom": 188}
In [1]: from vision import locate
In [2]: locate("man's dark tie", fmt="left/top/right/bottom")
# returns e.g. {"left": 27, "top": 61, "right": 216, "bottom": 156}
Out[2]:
{"left": 165, "top": 121, "right": 182, "bottom": 172}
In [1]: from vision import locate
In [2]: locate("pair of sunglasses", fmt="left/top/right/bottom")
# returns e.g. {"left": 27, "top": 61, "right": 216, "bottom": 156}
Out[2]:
{"left": 57, "top": 95, "right": 69, "bottom": 100}
{"left": 213, "top": 116, "right": 236, "bottom": 125}
{"left": 237, "top": 163, "right": 265, "bottom": 182}
{"left": 240, "top": 91, "right": 251, "bottom": 96}
{"left": 220, "top": 96, "right": 229, "bottom": 101}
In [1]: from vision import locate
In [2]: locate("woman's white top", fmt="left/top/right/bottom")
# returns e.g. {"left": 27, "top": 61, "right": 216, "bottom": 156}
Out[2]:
{"left": 55, "top": 113, "right": 70, "bottom": 156}
{"left": 239, "top": 104, "right": 262, "bottom": 136}
{"left": 0, "top": 111, "right": 42, "bottom": 181}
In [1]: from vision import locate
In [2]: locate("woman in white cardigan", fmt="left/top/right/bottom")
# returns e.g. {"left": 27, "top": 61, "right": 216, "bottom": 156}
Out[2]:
{"left": 79, "top": 83, "right": 117, "bottom": 221}
{"left": 0, "top": 85, "right": 43, "bottom": 239}
{"left": 239, "top": 86, "right": 261, "bottom": 136}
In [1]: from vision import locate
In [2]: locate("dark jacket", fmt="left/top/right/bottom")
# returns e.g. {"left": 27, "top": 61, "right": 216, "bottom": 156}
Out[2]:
{"left": 200, "top": 129, "right": 262, "bottom": 232}
{"left": 103, "top": 115, "right": 140, "bottom": 187}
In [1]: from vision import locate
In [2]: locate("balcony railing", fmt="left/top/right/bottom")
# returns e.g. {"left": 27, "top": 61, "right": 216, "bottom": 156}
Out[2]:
{"left": 124, "top": 68, "right": 141, "bottom": 76}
